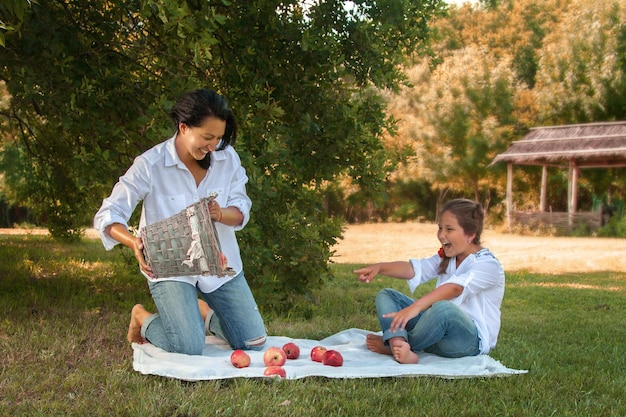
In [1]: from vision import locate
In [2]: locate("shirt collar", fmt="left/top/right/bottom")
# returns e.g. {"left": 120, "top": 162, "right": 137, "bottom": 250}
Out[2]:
{"left": 163, "top": 133, "right": 229, "bottom": 167}
{"left": 164, "top": 135, "right": 181, "bottom": 168}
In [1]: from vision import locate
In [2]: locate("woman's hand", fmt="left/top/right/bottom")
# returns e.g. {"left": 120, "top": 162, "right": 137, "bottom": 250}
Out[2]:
{"left": 132, "top": 236, "right": 155, "bottom": 278}
{"left": 208, "top": 199, "right": 222, "bottom": 223}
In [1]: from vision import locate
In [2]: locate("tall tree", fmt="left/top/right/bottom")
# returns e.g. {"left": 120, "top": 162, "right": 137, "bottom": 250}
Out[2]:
{"left": 533, "top": 0, "right": 626, "bottom": 123}
{"left": 0, "top": 0, "right": 444, "bottom": 309}
{"left": 386, "top": 44, "right": 518, "bottom": 211}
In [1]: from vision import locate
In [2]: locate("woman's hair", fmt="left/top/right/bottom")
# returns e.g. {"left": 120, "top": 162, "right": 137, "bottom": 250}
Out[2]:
{"left": 438, "top": 198, "right": 485, "bottom": 275}
{"left": 168, "top": 88, "right": 237, "bottom": 169}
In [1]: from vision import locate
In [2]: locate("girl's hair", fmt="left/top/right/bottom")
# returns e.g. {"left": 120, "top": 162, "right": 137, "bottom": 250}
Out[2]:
{"left": 168, "top": 88, "right": 238, "bottom": 169}
{"left": 438, "top": 199, "right": 485, "bottom": 275}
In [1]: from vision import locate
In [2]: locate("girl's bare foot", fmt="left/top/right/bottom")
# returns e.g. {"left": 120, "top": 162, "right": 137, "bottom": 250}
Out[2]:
{"left": 127, "top": 304, "right": 150, "bottom": 344}
{"left": 366, "top": 334, "right": 392, "bottom": 355}
{"left": 390, "top": 339, "right": 419, "bottom": 364}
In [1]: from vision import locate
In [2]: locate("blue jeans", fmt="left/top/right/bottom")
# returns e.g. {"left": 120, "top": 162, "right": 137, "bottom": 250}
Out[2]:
{"left": 375, "top": 288, "right": 480, "bottom": 358}
{"left": 142, "top": 272, "right": 267, "bottom": 355}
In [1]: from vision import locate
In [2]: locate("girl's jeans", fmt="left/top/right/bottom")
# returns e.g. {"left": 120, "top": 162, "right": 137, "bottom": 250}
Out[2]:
{"left": 375, "top": 288, "right": 480, "bottom": 358}
{"left": 142, "top": 272, "right": 266, "bottom": 355}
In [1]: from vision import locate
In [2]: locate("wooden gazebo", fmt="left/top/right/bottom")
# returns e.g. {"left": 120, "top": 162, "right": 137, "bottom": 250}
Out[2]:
{"left": 491, "top": 121, "right": 626, "bottom": 232}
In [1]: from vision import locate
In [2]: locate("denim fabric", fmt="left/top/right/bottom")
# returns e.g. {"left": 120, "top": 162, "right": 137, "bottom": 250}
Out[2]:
{"left": 201, "top": 272, "right": 267, "bottom": 351}
{"left": 375, "top": 288, "right": 480, "bottom": 358}
{"left": 142, "top": 272, "right": 266, "bottom": 355}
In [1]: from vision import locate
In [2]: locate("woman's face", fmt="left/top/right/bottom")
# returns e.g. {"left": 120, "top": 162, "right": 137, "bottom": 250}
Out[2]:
{"left": 177, "top": 117, "right": 226, "bottom": 162}
{"left": 437, "top": 210, "right": 476, "bottom": 262}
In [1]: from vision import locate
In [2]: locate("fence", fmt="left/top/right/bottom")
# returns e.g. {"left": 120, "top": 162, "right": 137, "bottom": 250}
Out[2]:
{"left": 512, "top": 211, "right": 602, "bottom": 234}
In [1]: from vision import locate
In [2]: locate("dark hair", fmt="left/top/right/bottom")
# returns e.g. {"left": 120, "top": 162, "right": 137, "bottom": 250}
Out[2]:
{"left": 438, "top": 198, "right": 484, "bottom": 275}
{"left": 168, "top": 89, "right": 237, "bottom": 169}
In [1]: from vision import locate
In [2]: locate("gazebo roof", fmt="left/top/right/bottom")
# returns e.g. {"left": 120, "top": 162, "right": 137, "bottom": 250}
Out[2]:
{"left": 491, "top": 121, "right": 626, "bottom": 168}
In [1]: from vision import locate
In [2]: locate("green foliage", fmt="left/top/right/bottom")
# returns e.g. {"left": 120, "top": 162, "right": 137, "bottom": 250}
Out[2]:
{"left": 387, "top": 178, "right": 438, "bottom": 221}
{"left": 0, "top": 0, "right": 443, "bottom": 309}
{"left": 598, "top": 213, "right": 626, "bottom": 237}
{"left": 0, "top": 0, "right": 39, "bottom": 47}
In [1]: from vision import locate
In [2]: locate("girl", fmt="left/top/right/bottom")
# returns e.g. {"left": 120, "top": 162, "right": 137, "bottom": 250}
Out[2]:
{"left": 354, "top": 199, "right": 505, "bottom": 363}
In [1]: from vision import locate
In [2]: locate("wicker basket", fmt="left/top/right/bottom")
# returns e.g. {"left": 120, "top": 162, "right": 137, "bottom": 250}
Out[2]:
{"left": 141, "top": 196, "right": 234, "bottom": 278}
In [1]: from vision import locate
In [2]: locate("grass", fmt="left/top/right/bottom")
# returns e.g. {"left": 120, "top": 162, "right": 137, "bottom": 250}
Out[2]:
{"left": 1, "top": 234, "right": 625, "bottom": 416}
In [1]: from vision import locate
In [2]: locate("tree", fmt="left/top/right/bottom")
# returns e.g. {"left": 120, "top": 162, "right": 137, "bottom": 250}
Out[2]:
{"left": 386, "top": 45, "right": 518, "bottom": 212}
{"left": 533, "top": 0, "right": 626, "bottom": 124}
{"left": 0, "top": 0, "right": 443, "bottom": 310}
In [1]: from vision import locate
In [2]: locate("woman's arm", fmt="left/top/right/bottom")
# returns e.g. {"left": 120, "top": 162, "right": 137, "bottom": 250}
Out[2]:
{"left": 105, "top": 223, "right": 154, "bottom": 278}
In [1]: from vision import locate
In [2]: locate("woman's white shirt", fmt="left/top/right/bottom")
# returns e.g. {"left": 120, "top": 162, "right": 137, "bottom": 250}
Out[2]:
{"left": 93, "top": 135, "right": 251, "bottom": 293}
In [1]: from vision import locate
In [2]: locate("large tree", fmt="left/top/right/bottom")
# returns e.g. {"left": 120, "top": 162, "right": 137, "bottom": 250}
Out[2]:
{"left": 0, "top": 0, "right": 444, "bottom": 309}
{"left": 533, "top": 0, "right": 626, "bottom": 124}
{"left": 385, "top": 43, "right": 519, "bottom": 213}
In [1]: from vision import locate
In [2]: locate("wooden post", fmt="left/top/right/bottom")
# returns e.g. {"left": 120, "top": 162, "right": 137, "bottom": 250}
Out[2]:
{"left": 571, "top": 162, "right": 578, "bottom": 213}
{"left": 568, "top": 160, "right": 578, "bottom": 229}
{"left": 540, "top": 165, "right": 547, "bottom": 212}
{"left": 506, "top": 163, "right": 513, "bottom": 231}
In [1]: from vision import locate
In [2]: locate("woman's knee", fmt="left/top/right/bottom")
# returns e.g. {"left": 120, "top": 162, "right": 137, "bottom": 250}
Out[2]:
{"left": 169, "top": 328, "right": 206, "bottom": 355}
{"left": 244, "top": 334, "right": 267, "bottom": 351}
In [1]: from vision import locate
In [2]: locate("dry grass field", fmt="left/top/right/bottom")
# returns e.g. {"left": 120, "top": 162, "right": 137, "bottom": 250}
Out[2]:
{"left": 3, "top": 224, "right": 625, "bottom": 274}
{"left": 331, "top": 222, "right": 626, "bottom": 274}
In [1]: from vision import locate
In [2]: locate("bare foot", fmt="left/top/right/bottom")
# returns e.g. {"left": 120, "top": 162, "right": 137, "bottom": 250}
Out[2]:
{"left": 127, "top": 304, "right": 150, "bottom": 344}
{"left": 366, "top": 333, "right": 391, "bottom": 355}
{"left": 198, "top": 299, "right": 211, "bottom": 321}
{"left": 390, "top": 339, "right": 419, "bottom": 364}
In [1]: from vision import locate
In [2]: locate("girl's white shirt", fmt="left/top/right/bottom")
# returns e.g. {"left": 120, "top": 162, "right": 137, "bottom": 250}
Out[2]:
{"left": 408, "top": 248, "right": 505, "bottom": 354}
{"left": 94, "top": 135, "right": 252, "bottom": 293}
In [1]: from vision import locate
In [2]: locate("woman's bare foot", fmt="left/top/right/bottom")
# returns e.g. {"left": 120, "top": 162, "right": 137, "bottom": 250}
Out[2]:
{"left": 197, "top": 299, "right": 211, "bottom": 321}
{"left": 366, "top": 333, "right": 392, "bottom": 355}
{"left": 390, "top": 338, "right": 419, "bottom": 364}
{"left": 127, "top": 304, "right": 150, "bottom": 344}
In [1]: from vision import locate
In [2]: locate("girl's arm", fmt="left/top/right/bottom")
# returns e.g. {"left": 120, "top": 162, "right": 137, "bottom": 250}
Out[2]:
{"left": 354, "top": 261, "right": 415, "bottom": 283}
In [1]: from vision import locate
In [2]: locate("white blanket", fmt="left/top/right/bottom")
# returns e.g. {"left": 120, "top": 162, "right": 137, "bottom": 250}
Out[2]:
{"left": 132, "top": 328, "right": 527, "bottom": 381}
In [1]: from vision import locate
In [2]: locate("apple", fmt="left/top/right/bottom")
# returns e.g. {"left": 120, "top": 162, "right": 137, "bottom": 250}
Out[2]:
{"left": 263, "top": 346, "right": 287, "bottom": 367}
{"left": 263, "top": 366, "right": 286, "bottom": 378}
{"left": 230, "top": 349, "right": 251, "bottom": 368}
{"left": 282, "top": 342, "right": 300, "bottom": 360}
{"left": 322, "top": 349, "right": 343, "bottom": 367}
{"left": 310, "top": 345, "right": 327, "bottom": 362}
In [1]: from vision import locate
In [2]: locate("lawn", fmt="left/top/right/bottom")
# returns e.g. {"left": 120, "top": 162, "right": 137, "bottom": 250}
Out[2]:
{"left": 0, "top": 234, "right": 624, "bottom": 416}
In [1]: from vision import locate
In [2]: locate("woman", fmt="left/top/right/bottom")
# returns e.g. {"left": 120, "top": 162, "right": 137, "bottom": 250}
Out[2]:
{"left": 354, "top": 199, "right": 505, "bottom": 364}
{"left": 94, "top": 88, "right": 266, "bottom": 355}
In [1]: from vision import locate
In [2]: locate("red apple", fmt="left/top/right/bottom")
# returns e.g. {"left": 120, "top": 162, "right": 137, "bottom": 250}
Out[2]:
{"left": 263, "top": 366, "right": 286, "bottom": 378}
{"left": 282, "top": 342, "right": 300, "bottom": 359}
{"left": 263, "top": 346, "right": 287, "bottom": 367}
{"left": 310, "top": 345, "right": 327, "bottom": 362}
{"left": 230, "top": 349, "right": 251, "bottom": 368}
{"left": 322, "top": 349, "right": 343, "bottom": 367}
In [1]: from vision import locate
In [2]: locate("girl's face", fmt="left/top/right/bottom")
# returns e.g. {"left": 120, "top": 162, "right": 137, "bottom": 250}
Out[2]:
{"left": 177, "top": 117, "right": 226, "bottom": 162}
{"left": 437, "top": 210, "right": 476, "bottom": 262}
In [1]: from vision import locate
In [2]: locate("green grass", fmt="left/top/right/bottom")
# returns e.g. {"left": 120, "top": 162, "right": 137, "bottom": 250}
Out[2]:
{"left": 1, "top": 235, "right": 625, "bottom": 416}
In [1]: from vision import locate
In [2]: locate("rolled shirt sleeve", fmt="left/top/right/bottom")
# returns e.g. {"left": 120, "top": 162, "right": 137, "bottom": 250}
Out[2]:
{"left": 93, "top": 136, "right": 252, "bottom": 292}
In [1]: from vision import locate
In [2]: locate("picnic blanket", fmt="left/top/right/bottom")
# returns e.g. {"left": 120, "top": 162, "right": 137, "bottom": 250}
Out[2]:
{"left": 132, "top": 328, "right": 527, "bottom": 381}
